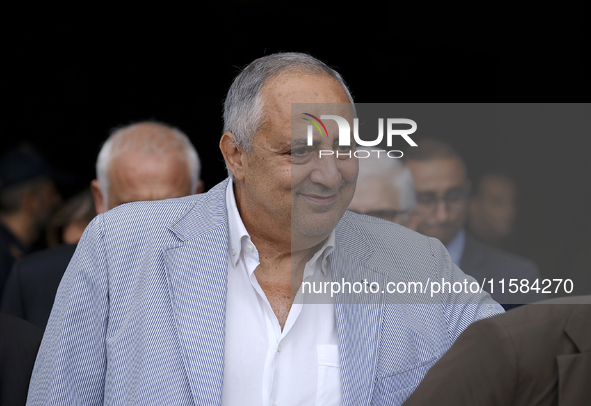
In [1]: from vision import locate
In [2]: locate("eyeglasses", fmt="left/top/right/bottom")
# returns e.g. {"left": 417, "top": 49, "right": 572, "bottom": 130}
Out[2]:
{"left": 416, "top": 187, "right": 470, "bottom": 215}
{"left": 351, "top": 209, "right": 410, "bottom": 223}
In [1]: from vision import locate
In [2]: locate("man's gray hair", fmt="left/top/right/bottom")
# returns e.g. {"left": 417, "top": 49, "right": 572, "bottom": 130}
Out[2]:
{"left": 223, "top": 52, "right": 354, "bottom": 153}
{"left": 96, "top": 121, "right": 200, "bottom": 207}
{"left": 356, "top": 147, "right": 417, "bottom": 210}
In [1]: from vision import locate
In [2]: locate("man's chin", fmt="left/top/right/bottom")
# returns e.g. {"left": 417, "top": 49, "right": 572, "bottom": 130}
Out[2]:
{"left": 292, "top": 213, "right": 340, "bottom": 239}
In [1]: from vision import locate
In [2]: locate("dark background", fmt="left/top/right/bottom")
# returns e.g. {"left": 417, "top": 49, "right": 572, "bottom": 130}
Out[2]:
{"left": 1, "top": 1, "right": 589, "bottom": 281}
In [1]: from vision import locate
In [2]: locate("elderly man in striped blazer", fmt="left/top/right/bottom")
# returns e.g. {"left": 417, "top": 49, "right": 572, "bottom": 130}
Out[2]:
{"left": 27, "top": 53, "right": 503, "bottom": 406}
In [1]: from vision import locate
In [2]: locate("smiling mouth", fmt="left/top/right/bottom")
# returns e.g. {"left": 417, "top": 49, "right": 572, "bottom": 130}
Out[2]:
{"left": 301, "top": 193, "right": 337, "bottom": 205}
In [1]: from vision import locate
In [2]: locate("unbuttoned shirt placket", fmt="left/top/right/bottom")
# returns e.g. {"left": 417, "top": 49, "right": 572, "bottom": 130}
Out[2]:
{"left": 223, "top": 181, "right": 341, "bottom": 406}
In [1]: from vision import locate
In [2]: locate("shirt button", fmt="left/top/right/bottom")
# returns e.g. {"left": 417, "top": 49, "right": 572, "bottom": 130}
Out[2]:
{"left": 247, "top": 244, "right": 254, "bottom": 252}
{"left": 232, "top": 248, "right": 237, "bottom": 256}
{"left": 277, "top": 345, "right": 283, "bottom": 353}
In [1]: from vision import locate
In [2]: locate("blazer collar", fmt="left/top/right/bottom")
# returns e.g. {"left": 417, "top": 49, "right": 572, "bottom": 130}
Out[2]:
{"left": 558, "top": 300, "right": 591, "bottom": 404}
{"left": 168, "top": 178, "right": 230, "bottom": 242}
{"left": 164, "top": 178, "right": 230, "bottom": 405}
{"left": 564, "top": 301, "right": 591, "bottom": 353}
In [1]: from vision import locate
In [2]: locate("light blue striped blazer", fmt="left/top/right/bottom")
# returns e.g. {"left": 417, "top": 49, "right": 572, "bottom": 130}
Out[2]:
{"left": 27, "top": 178, "right": 503, "bottom": 406}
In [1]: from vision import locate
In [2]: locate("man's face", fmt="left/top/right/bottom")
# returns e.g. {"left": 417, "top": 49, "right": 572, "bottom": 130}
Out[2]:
{"left": 406, "top": 157, "right": 469, "bottom": 245}
{"left": 348, "top": 177, "right": 408, "bottom": 226}
{"left": 106, "top": 150, "right": 193, "bottom": 209}
{"left": 470, "top": 176, "right": 516, "bottom": 238}
{"left": 238, "top": 73, "right": 357, "bottom": 245}
{"left": 34, "top": 179, "right": 61, "bottom": 226}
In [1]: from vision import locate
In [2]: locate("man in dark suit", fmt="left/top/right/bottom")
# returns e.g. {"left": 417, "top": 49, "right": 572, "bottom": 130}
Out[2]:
{"left": 0, "top": 313, "right": 44, "bottom": 406}
{"left": 461, "top": 229, "right": 542, "bottom": 308}
{"left": 403, "top": 296, "right": 591, "bottom": 405}
{"left": 404, "top": 139, "right": 543, "bottom": 308}
{"left": 0, "top": 148, "right": 62, "bottom": 296}
{"left": 1, "top": 122, "right": 203, "bottom": 329}
{"left": 1, "top": 244, "right": 77, "bottom": 329}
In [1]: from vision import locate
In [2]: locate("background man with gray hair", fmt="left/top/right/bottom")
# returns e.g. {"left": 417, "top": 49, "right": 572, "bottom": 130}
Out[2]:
{"left": 91, "top": 121, "right": 203, "bottom": 212}
{"left": 348, "top": 147, "right": 417, "bottom": 227}
{"left": 2, "top": 121, "right": 202, "bottom": 329}
{"left": 28, "top": 53, "right": 502, "bottom": 406}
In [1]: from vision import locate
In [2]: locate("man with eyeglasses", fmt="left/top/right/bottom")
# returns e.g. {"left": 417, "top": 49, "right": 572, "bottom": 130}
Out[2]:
{"left": 404, "top": 139, "right": 544, "bottom": 309}
{"left": 348, "top": 147, "right": 417, "bottom": 227}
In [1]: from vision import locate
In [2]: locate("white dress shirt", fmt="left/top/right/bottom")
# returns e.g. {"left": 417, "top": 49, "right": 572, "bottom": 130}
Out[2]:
{"left": 222, "top": 181, "right": 342, "bottom": 406}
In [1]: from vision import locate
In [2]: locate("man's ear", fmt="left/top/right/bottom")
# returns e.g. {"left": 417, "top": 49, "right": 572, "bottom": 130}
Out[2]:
{"left": 90, "top": 180, "right": 106, "bottom": 214}
{"left": 196, "top": 180, "right": 204, "bottom": 194}
{"left": 219, "top": 132, "right": 246, "bottom": 181}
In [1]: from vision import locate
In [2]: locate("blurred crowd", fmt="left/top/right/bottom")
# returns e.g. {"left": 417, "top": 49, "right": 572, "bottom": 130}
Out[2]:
{"left": 0, "top": 117, "right": 587, "bottom": 405}
{"left": 5, "top": 48, "right": 591, "bottom": 405}
{"left": 0, "top": 129, "right": 551, "bottom": 324}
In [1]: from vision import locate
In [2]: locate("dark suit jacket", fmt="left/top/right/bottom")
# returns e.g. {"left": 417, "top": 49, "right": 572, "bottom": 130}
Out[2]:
{"left": 0, "top": 244, "right": 76, "bottom": 329}
{"left": 403, "top": 296, "right": 591, "bottom": 406}
{"left": 0, "top": 313, "right": 44, "bottom": 406}
{"left": 0, "top": 222, "right": 28, "bottom": 299}
{"left": 461, "top": 231, "right": 544, "bottom": 308}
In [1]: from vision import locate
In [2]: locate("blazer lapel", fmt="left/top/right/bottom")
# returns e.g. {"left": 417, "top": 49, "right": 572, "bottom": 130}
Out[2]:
{"left": 164, "top": 180, "right": 230, "bottom": 406}
{"left": 333, "top": 221, "right": 385, "bottom": 406}
{"left": 557, "top": 303, "right": 591, "bottom": 404}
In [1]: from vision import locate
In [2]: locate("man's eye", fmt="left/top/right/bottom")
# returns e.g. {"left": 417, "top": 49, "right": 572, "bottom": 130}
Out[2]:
{"left": 337, "top": 145, "right": 352, "bottom": 152}
{"left": 291, "top": 147, "right": 310, "bottom": 157}
{"left": 417, "top": 194, "right": 435, "bottom": 204}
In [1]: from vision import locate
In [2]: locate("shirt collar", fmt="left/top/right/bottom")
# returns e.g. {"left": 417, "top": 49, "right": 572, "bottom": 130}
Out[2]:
{"left": 445, "top": 227, "right": 466, "bottom": 266}
{"left": 226, "top": 180, "right": 335, "bottom": 276}
{"left": 304, "top": 227, "right": 335, "bottom": 279}
{"left": 226, "top": 180, "right": 252, "bottom": 268}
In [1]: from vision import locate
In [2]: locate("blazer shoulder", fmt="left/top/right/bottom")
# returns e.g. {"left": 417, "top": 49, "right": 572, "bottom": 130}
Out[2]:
{"left": 339, "top": 210, "right": 434, "bottom": 251}
{"left": 102, "top": 194, "right": 199, "bottom": 226}
{"left": 337, "top": 211, "right": 443, "bottom": 273}
{"left": 96, "top": 180, "right": 230, "bottom": 248}
{"left": 469, "top": 300, "right": 587, "bottom": 365}
{"left": 491, "top": 296, "right": 591, "bottom": 327}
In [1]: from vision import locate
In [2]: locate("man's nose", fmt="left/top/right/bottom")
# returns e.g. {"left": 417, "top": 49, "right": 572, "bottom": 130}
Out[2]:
{"left": 433, "top": 199, "right": 450, "bottom": 223}
{"left": 309, "top": 154, "right": 342, "bottom": 189}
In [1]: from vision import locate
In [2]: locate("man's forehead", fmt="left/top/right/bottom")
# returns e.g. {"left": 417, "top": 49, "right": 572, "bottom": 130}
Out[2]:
{"left": 109, "top": 150, "right": 189, "bottom": 184}
{"left": 252, "top": 72, "right": 353, "bottom": 147}
{"left": 261, "top": 73, "right": 351, "bottom": 115}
